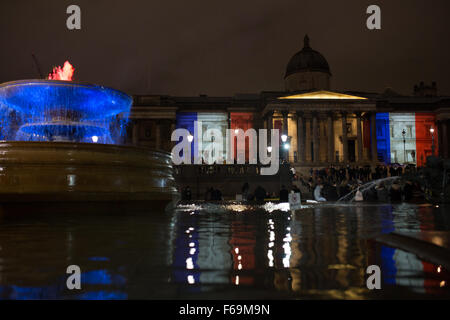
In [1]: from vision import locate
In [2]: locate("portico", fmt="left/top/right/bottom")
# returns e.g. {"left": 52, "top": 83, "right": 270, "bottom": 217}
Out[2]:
{"left": 263, "top": 90, "right": 377, "bottom": 167}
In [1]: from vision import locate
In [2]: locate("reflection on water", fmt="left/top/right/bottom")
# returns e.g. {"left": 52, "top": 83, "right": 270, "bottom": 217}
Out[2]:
{"left": 0, "top": 202, "right": 449, "bottom": 299}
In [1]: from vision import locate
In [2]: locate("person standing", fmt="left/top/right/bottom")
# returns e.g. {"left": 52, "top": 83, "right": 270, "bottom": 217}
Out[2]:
{"left": 254, "top": 185, "right": 267, "bottom": 203}
{"left": 354, "top": 187, "right": 364, "bottom": 202}
{"left": 242, "top": 182, "right": 250, "bottom": 201}
{"left": 279, "top": 185, "right": 289, "bottom": 202}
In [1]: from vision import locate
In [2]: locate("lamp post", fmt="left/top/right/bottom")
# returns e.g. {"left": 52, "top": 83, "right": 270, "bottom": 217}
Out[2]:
{"left": 430, "top": 127, "right": 435, "bottom": 156}
{"left": 281, "top": 134, "right": 289, "bottom": 162}
{"left": 402, "top": 129, "right": 406, "bottom": 163}
{"left": 187, "top": 133, "right": 194, "bottom": 164}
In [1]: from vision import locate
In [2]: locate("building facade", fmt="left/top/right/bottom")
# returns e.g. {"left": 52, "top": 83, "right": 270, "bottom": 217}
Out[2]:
{"left": 126, "top": 35, "right": 450, "bottom": 173}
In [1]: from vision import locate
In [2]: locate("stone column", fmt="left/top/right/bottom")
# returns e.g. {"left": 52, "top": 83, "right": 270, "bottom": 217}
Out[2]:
{"left": 363, "top": 113, "right": 370, "bottom": 161}
{"left": 442, "top": 120, "right": 448, "bottom": 159}
{"left": 312, "top": 112, "right": 320, "bottom": 163}
{"left": 282, "top": 110, "right": 288, "bottom": 136}
{"left": 281, "top": 110, "right": 289, "bottom": 161}
{"left": 327, "top": 112, "right": 334, "bottom": 163}
{"left": 370, "top": 112, "right": 378, "bottom": 163}
{"left": 356, "top": 112, "right": 363, "bottom": 163}
{"left": 296, "top": 111, "right": 305, "bottom": 163}
{"left": 132, "top": 120, "right": 139, "bottom": 146}
{"left": 437, "top": 121, "right": 443, "bottom": 158}
{"left": 305, "top": 117, "right": 311, "bottom": 162}
{"left": 267, "top": 111, "right": 273, "bottom": 146}
{"left": 156, "top": 122, "right": 161, "bottom": 149}
{"left": 341, "top": 112, "right": 348, "bottom": 163}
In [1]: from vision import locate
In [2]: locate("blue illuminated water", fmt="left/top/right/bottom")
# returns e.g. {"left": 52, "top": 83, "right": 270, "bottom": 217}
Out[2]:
{"left": 0, "top": 202, "right": 449, "bottom": 300}
{"left": 0, "top": 80, "right": 132, "bottom": 144}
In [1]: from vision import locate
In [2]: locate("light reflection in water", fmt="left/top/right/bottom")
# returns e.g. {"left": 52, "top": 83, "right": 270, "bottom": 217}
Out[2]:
{"left": 0, "top": 202, "right": 449, "bottom": 299}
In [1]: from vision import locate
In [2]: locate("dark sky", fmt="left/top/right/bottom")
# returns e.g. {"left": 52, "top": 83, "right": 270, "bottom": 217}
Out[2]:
{"left": 1, "top": 0, "right": 449, "bottom": 96}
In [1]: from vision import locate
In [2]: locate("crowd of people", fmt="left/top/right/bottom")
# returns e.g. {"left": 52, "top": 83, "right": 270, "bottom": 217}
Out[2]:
{"left": 181, "top": 163, "right": 426, "bottom": 203}
{"left": 241, "top": 183, "right": 298, "bottom": 203}
{"left": 296, "top": 164, "right": 423, "bottom": 202}
{"left": 181, "top": 182, "right": 300, "bottom": 203}
{"left": 181, "top": 186, "right": 223, "bottom": 201}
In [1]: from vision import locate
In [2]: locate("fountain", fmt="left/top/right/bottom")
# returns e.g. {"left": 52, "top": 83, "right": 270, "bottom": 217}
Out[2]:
{"left": 0, "top": 79, "right": 131, "bottom": 143}
{"left": 336, "top": 176, "right": 401, "bottom": 203}
{"left": 0, "top": 65, "right": 177, "bottom": 210}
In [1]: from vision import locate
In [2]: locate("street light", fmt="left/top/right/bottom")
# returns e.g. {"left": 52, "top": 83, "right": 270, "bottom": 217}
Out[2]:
{"left": 430, "top": 127, "right": 435, "bottom": 156}
{"left": 267, "top": 146, "right": 272, "bottom": 153}
{"left": 402, "top": 129, "right": 406, "bottom": 163}
{"left": 281, "top": 134, "right": 288, "bottom": 142}
{"left": 187, "top": 134, "right": 194, "bottom": 143}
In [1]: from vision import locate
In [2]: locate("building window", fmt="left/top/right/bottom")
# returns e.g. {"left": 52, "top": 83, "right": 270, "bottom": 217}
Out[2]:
{"left": 425, "top": 125, "right": 432, "bottom": 137}
{"left": 407, "top": 150, "right": 416, "bottom": 162}
{"left": 407, "top": 125, "right": 413, "bottom": 138}
{"left": 391, "top": 150, "right": 397, "bottom": 163}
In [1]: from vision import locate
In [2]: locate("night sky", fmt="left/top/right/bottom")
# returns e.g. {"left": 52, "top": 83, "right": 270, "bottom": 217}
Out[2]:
{"left": 1, "top": 0, "right": 449, "bottom": 96}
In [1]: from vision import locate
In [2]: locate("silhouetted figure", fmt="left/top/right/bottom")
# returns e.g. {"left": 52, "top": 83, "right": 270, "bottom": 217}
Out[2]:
{"left": 279, "top": 185, "right": 289, "bottom": 202}
{"left": 366, "top": 186, "right": 378, "bottom": 202}
{"left": 254, "top": 185, "right": 267, "bottom": 203}
{"left": 390, "top": 182, "right": 402, "bottom": 202}
{"left": 211, "top": 188, "right": 222, "bottom": 201}
{"left": 322, "top": 183, "right": 338, "bottom": 201}
{"left": 205, "top": 187, "right": 214, "bottom": 201}
{"left": 412, "top": 182, "right": 424, "bottom": 201}
{"left": 242, "top": 182, "right": 250, "bottom": 200}
{"left": 376, "top": 182, "right": 389, "bottom": 202}
{"left": 338, "top": 183, "right": 350, "bottom": 199}
{"left": 403, "top": 181, "right": 413, "bottom": 201}
{"left": 182, "top": 186, "right": 192, "bottom": 201}
{"left": 389, "top": 166, "right": 396, "bottom": 177}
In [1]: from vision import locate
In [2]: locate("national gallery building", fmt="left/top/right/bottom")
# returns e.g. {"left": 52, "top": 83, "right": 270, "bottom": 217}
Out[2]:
{"left": 127, "top": 35, "right": 450, "bottom": 172}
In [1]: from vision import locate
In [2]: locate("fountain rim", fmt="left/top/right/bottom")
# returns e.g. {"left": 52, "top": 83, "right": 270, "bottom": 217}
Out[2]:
{"left": 0, "top": 140, "right": 172, "bottom": 157}
{"left": 0, "top": 79, "right": 133, "bottom": 101}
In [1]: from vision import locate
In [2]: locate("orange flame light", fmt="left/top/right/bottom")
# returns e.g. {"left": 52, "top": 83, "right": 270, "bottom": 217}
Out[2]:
{"left": 47, "top": 61, "right": 75, "bottom": 81}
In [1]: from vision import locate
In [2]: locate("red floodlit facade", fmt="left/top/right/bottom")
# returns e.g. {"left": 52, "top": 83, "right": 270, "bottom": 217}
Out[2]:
{"left": 415, "top": 113, "right": 439, "bottom": 167}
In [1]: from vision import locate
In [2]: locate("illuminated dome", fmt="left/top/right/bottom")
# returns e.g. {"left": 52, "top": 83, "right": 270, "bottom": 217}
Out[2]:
{"left": 285, "top": 35, "right": 331, "bottom": 77}
{"left": 284, "top": 35, "right": 331, "bottom": 91}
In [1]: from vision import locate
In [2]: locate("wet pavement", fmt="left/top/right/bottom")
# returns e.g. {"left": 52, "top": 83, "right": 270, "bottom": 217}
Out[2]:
{"left": 0, "top": 202, "right": 449, "bottom": 299}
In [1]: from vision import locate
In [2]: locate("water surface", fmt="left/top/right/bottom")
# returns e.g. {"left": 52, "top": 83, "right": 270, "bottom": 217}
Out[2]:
{"left": 0, "top": 202, "right": 449, "bottom": 299}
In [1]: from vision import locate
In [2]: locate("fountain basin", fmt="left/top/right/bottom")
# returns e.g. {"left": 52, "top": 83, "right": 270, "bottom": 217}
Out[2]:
{"left": 0, "top": 80, "right": 132, "bottom": 144}
{"left": 0, "top": 79, "right": 177, "bottom": 212}
{"left": 0, "top": 80, "right": 131, "bottom": 119}
{"left": 0, "top": 141, "right": 177, "bottom": 206}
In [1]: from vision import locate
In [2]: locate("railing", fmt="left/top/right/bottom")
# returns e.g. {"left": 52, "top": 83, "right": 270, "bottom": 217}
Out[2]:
{"left": 174, "top": 164, "right": 266, "bottom": 177}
